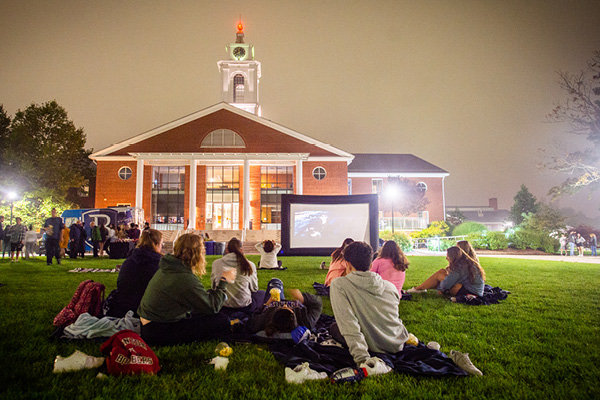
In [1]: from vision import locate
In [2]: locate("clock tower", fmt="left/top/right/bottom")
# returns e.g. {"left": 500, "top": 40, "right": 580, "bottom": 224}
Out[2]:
{"left": 217, "top": 21, "right": 261, "bottom": 115}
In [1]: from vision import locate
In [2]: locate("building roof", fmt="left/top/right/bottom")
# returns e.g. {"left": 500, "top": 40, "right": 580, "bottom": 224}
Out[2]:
{"left": 457, "top": 210, "right": 511, "bottom": 224}
{"left": 348, "top": 154, "right": 448, "bottom": 175}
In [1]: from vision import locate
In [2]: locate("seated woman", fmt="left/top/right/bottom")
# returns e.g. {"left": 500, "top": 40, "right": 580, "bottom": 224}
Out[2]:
{"left": 370, "top": 240, "right": 409, "bottom": 297}
{"left": 407, "top": 240, "right": 485, "bottom": 297}
{"left": 104, "top": 229, "right": 163, "bottom": 318}
{"left": 247, "top": 278, "right": 323, "bottom": 339}
{"left": 324, "top": 238, "right": 354, "bottom": 286}
{"left": 255, "top": 240, "right": 283, "bottom": 269}
{"left": 211, "top": 237, "right": 258, "bottom": 314}
{"left": 138, "top": 233, "right": 237, "bottom": 346}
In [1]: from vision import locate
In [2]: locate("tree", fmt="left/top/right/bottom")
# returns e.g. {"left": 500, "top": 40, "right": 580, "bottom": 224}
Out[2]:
{"left": 510, "top": 184, "right": 539, "bottom": 225}
{"left": 520, "top": 203, "right": 566, "bottom": 234}
{"left": 386, "top": 177, "right": 430, "bottom": 216}
{"left": 2, "top": 100, "right": 92, "bottom": 193}
{"left": 543, "top": 50, "right": 600, "bottom": 199}
{"left": 446, "top": 208, "right": 466, "bottom": 226}
{"left": 0, "top": 104, "right": 10, "bottom": 168}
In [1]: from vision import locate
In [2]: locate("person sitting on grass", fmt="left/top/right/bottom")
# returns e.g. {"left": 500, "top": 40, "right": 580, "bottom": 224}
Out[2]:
{"left": 329, "top": 241, "right": 409, "bottom": 375}
{"left": 138, "top": 233, "right": 236, "bottom": 346}
{"left": 370, "top": 240, "right": 409, "bottom": 297}
{"left": 407, "top": 241, "right": 485, "bottom": 297}
{"left": 255, "top": 239, "right": 283, "bottom": 269}
{"left": 324, "top": 238, "right": 354, "bottom": 286}
{"left": 104, "top": 229, "right": 163, "bottom": 318}
{"left": 247, "top": 278, "right": 322, "bottom": 339}
{"left": 211, "top": 237, "right": 258, "bottom": 314}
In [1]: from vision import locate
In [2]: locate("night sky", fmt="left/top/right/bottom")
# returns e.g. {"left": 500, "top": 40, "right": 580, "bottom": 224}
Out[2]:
{"left": 1, "top": 0, "right": 599, "bottom": 217}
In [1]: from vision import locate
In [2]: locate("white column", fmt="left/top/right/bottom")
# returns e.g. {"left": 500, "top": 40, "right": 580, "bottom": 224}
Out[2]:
{"left": 296, "top": 159, "right": 303, "bottom": 194}
{"left": 135, "top": 159, "right": 144, "bottom": 209}
{"left": 188, "top": 159, "right": 198, "bottom": 230}
{"left": 243, "top": 159, "right": 250, "bottom": 230}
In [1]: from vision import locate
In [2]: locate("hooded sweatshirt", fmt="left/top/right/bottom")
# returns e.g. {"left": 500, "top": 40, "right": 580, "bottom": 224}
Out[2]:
{"left": 105, "top": 247, "right": 161, "bottom": 318}
{"left": 210, "top": 252, "right": 258, "bottom": 308}
{"left": 330, "top": 270, "right": 410, "bottom": 364}
{"left": 137, "top": 254, "right": 227, "bottom": 323}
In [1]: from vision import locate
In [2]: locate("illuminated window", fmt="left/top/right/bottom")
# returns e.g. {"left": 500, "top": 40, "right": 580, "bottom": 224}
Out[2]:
{"left": 201, "top": 129, "right": 246, "bottom": 148}
{"left": 372, "top": 179, "right": 383, "bottom": 194}
{"left": 233, "top": 74, "right": 244, "bottom": 102}
{"left": 118, "top": 166, "right": 132, "bottom": 180}
{"left": 417, "top": 182, "right": 428, "bottom": 193}
{"left": 151, "top": 166, "right": 186, "bottom": 230}
{"left": 312, "top": 167, "right": 326, "bottom": 181}
{"left": 261, "top": 166, "right": 294, "bottom": 226}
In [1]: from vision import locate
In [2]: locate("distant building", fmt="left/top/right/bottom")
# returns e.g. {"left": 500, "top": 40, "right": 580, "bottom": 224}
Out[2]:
{"left": 90, "top": 22, "right": 448, "bottom": 232}
{"left": 446, "top": 198, "right": 511, "bottom": 232}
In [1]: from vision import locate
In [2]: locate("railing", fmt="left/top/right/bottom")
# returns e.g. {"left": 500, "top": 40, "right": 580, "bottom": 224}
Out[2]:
{"left": 379, "top": 217, "right": 428, "bottom": 231}
{"left": 412, "top": 235, "right": 468, "bottom": 251}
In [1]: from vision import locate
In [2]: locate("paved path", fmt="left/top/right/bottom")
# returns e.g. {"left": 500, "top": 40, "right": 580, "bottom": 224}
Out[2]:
{"left": 408, "top": 250, "right": 600, "bottom": 264}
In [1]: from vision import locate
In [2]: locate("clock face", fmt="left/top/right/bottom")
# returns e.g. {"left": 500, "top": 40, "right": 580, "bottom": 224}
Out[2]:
{"left": 233, "top": 46, "right": 246, "bottom": 60}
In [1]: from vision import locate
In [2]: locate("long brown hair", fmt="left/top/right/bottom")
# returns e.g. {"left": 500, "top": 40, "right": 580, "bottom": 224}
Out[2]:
{"left": 174, "top": 233, "right": 206, "bottom": 276}
{"left": 136, "top": 229, "right": 162, "bottom": 252}
{"left": 227, "top": 237, "right": 252, "bottom": 276}
{"left": 377, "top": 240, "right": 409, "bottom": 271}
{"left": 331, "top": 238, "right": 354, "bottom": 263}
{"left": 456, "top": 240, "right": 486, "bottom": 282}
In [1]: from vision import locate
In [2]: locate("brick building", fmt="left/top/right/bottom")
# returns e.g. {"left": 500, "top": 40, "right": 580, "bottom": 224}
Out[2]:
{"left": 90, "top": 23, "right": 448, "bottom": 232}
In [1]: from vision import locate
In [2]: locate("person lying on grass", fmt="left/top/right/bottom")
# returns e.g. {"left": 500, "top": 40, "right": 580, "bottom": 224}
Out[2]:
{"left": 211, "top": 237, "right": 258, "bottom": 314}
{"left": 324, "top": 238, "right": 354, "bottom": 286}
{"left": 329, "top": 241, "right": 410, "bottom": 374}
{"left": 104, "top": 229, "right": 163, "bottom": 318}
{"left": 247, "top": 278, "right": 322, "bottom": 339}
{"left": 370, "top": 240, "right": 409, "bottom": 297}
{"left": 407, "top": 240, "right": 486, "bottom": 297}
{"left": 137, "top": 233, "right": 237, "bottom": 346}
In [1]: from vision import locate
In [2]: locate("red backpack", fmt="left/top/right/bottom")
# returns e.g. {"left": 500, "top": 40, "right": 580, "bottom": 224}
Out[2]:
{"left": 100, "top": 330, "right": 160, "bottom": 375}
{"left": 53, "top": 280, "right": 106, "bottom": 327}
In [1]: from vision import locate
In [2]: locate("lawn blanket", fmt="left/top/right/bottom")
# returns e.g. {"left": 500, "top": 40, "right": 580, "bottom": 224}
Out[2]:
{"left": 453, "top": 285, "right": 510, "bottom": 305}
{"left": 68, "top": 267, "right": 119, "bottom": 273}
{"left": 313, "top": 282, "right": 412, "bottom": 301}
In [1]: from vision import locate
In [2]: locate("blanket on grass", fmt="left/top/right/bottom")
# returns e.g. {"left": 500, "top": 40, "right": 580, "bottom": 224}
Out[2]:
{"left": 313, "top": 282, "right": 412, "bottom": 301}
{"left": 453, "top": 285, "right": 510, "bottom": 305}
{"left": 68, "top": 267, "right": 119, "bottom": 273}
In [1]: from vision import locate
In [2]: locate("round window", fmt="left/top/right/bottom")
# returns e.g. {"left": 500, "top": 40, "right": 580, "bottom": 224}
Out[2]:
{"left": 118, "top": 166, "right": 133, "bottom": 180}
{"left": 312, "top": 166, "right": 327, "bottom": 181}
{"left": 416, "top": 182, "right": 427, "bottom": 193}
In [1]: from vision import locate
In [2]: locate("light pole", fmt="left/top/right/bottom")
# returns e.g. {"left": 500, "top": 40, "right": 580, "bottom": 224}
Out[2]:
{"left": 8, "top": 191, "right": 17, "bottom": 225}
{"left": 385, "top": 185, "right": 399, "bottom": 234}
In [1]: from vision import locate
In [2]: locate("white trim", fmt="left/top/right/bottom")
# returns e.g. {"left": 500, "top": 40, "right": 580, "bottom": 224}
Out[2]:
{"left": 296, "top": 159, "right": 303, "bottom": 195}
{"left": 91, "top": 155, "right": 135, "bottom": 161}
{"left": 89, "top": 102, "right": 353, "bottom": 159}
{"left": 442, "top": 176, "right": 446, "bottom": 221}
{"left": 348, "top": 172, "right": 450, "bottom": 178}
{"left": 307, "top": 156, "right": 354, "bottom": 163}
{"left": 188, "top": 160, "right": 198, "bottom": 229}
{"left": 243, "top": 159, "right": 250, "bottom": 230}
{"left": 135, "top": 159, "right": 144, "bottom": 209}
{"left": 127, "top": 152, "right": 311, "bottom": 161}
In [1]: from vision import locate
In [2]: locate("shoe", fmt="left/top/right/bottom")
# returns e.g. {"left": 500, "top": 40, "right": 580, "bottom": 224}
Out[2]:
{"left": 319, "top": 338, "right": 344, "bottom": 348}
{"left": 53, "top": 350, "right": 105, "bottom": 373}
{"left": 291, "top": 326, "right": 311, "bottom": 344}
{"left": 320, "top": 261, "right": 326, "bottom": 270}
{"left": 285, "top": 362, "right": 328, "bottom": 383}
{"left": 359, "top": 357, "right": 392, "bottom": 376}
{"left": 407, "top": 287, "right": 427, "bottom": 294}
{"left": 449, "top": 350, "right": 483, "bottom": 376}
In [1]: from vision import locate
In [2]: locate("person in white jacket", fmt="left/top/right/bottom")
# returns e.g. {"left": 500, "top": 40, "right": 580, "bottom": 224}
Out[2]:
{"left": 24, "top": 225, "right": 39, "bottom": 259}
{"left": 255, "top": 240, "right": 283, "bottom": 269}
{"left": 211, "top": 237, "right": 258, "bottom": 312}
{"left": 330, "top": 241, "right": 410, "bottom": 367}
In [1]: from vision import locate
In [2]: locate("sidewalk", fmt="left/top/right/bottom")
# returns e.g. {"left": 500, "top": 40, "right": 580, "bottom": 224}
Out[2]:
{"left": 408, "top": 249, "right": 600, "bottom": 264}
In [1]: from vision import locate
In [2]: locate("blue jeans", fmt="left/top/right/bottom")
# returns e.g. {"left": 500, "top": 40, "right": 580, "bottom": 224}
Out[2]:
{"left": 569, "top": 242, "right": 575, "bottom": 256}
{"left": 262, "top": 278, "right": 285, "bottom": 304}
{"left": 592, "top": 245, "right": 597, "bottom": 256}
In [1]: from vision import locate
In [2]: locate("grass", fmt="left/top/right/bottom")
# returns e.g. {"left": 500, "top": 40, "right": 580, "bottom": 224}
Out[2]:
{"left": 0, "top": 254, "right": 599, "bottom": 399}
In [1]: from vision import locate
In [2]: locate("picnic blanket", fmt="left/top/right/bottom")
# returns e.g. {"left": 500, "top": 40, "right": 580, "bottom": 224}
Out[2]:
{"left": 453, "top": 284, "right": 510, "bottom": 305}
{"left": 313, "top": 282, "right": 412, "bottom": 301}
{"left": 68, "top": 267, "right": 120, "bottom": 273}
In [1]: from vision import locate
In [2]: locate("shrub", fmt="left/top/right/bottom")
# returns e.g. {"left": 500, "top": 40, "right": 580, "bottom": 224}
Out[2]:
{"left": 452, "top": 221, "right": 487, "bottom": 236}
{"left": 466, "top": 232, "right": 486, "bottom": 249}
{"left": 411, "top": 221, "right": 450, "bottom": 238}
{"left": 508, "top": 229, "right": 558, "bottom": 253}
{"left": 484, "top": 231, "right": 509, "bottom": 250}
{"left": 379, "top": 230, "right": 413, "bottom": 252}
{"left": 426, "top": 238, "right": 455, "bottom": 251}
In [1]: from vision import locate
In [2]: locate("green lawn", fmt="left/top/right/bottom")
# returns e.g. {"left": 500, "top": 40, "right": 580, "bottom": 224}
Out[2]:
{"left": 0, "top": 255, "right": 598, "bottom": 399}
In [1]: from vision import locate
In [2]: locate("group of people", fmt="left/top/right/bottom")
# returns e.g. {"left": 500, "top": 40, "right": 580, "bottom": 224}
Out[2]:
{"left": 0, "top": 215, "right": 37, "bottom": 262}
{"left": 102, "top": 231, "right": 483, "bottom": 375}
{"left": 89, "top": 222, "right": 142, "bottom": 258}
{"left": 559, "top": 232, "right": 597, "bottom": 257}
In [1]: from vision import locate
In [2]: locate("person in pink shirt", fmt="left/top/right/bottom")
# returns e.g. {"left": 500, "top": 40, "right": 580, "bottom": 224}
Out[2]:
{"left": 370, "top": 240, "right": 409, "bottom": 297}
{"left": 324, "top": 238, "right": 354, "bottom": 286}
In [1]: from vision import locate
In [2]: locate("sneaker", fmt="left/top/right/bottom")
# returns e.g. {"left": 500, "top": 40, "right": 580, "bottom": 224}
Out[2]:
{"left": 285, "top": 362, "right": 328, "bottom": 383}
{"left": 53, "top": 350, "right": 105, "bottom": 373}
{"left": 449, "top": 350, "right": 483, "bottom": 376}
{"left": 406, "top": 287, "right": 427, "bottom": 294}
{"left": 319, "top": 338, "right": 344, "bottom": 348}
{"left": 319, "top": 261, "right": 327, "bottom": 270}
{"left": 359, "top": 357, "right": 392, "bottom": 376}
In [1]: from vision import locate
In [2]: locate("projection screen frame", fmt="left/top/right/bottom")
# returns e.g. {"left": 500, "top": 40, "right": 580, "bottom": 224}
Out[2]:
{"left": 280, "top": 194, "right": 380, "bottom": 256}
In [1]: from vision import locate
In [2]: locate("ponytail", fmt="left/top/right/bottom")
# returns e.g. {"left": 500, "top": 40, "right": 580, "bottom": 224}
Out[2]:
{"left": 227, "top": 237, "right": 252, "bottom": 276}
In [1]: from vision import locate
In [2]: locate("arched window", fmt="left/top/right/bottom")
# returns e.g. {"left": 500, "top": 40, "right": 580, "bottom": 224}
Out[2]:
{"left": 416, "top": 182, "right": 428, "bottom": 193}
{"left": 201, "top": 129, "right": 246, "bottom": 148}
{"left": 312, "top": 166, "right": 327, "bottom": 181}
{"left": 118, "top": 166, "right": 132, "bottom": 180}
{"left": 233, "top": 74, "right": 245, "bottom": 102}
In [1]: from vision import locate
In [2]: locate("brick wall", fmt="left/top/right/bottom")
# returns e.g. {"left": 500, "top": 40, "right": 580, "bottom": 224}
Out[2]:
{"left": 302, "top": 161, "right": 348, "bottom": 195}
{"left": 95, "top": 161, "right": 137, "bottom": 208}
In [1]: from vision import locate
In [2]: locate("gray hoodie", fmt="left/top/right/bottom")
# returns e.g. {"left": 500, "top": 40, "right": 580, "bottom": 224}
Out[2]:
{"left": 330, "top": 270, "right": 410, "bottom": 364}
{"left": 211, "top": 253, "right": 258, "bottom": 308}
